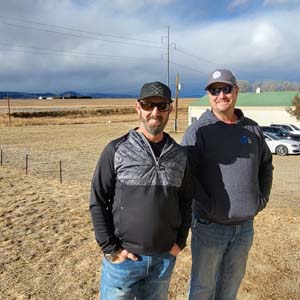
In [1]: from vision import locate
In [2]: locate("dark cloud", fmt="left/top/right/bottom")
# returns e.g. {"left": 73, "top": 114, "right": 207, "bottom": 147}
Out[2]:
{"left": 0, "top": 1, "right": 299, "bottom": 95}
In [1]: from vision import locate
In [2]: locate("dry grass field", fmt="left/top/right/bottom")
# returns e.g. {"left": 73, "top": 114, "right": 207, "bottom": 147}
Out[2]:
{"left": 0, "top": 98, "right": 300, "bottom": 300}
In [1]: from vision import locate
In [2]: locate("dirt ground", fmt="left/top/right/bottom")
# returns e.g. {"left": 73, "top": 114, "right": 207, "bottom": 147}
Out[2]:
{"left": 0, "top": 99, "right": 300, "bottom": 300}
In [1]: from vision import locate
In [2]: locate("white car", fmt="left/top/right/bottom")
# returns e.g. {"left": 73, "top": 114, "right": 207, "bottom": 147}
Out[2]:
{"left": 264, "top": 132, "right": 300, "bottom": 156}
{"left": 270, "top": 124, "right": 300, "bottom": 136}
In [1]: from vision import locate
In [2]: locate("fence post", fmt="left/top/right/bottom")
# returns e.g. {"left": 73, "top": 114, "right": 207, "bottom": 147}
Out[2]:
{"left": 60, "top": 160, "right": 62, "bottom": 184}
{"left": 25, "top": 154, "right": 29, "bottom": 175}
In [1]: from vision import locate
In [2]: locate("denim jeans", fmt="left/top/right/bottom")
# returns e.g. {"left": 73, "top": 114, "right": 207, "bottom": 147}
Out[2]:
{"left": 189, "top": 215, "right": 254, "bottom": 300}
{"left": 100, "top": 252, "right": 176, "bottom": 300}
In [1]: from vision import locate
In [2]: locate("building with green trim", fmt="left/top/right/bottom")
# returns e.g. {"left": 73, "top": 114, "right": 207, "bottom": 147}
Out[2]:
{"left": 188, "top": 91, "right": 300, "bottom": 126}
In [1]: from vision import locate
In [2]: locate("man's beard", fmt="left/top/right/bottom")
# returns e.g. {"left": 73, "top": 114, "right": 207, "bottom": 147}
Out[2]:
{"left": 140, "top": 114, "right": 168, "bottom": 136}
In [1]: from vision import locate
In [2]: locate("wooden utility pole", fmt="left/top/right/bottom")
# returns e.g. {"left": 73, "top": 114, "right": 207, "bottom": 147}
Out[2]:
{"left": 174, "top": 73, "right": 179, "bottom": 132}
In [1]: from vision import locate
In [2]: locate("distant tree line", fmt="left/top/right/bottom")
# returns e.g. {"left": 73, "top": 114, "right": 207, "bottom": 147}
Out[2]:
{"left": 237, "top": 80, "right": 300, "bottom": 92}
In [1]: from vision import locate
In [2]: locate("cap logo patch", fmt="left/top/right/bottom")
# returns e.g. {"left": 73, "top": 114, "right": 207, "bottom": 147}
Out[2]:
{"left": 212, "top": 71, "right": 221, "bottom": 79}
{"left": 151, "top": 84, "right": 163, "bottom": 95}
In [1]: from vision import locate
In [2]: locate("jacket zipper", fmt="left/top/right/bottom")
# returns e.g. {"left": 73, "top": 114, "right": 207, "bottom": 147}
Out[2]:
{"left": 140, "top": 134, "right": 162, "bottom": 169}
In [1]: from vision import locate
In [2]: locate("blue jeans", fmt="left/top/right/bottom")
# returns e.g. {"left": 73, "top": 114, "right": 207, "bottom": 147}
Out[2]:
{"left": 189, "top": 215, "right": 254, "bottom": 300}
{"left": 100, "top": 252, "right": 176, "bottom": 300}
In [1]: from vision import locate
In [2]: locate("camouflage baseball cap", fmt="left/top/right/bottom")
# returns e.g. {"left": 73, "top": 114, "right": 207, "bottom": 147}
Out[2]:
{"left": 138, "top": 81, "right": 173, "bottom": 102}
{"left": 205, "top": 69, "right": 237, "bottom": 90}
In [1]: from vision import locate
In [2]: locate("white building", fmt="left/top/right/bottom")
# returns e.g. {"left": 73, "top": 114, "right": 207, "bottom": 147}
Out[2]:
{"left": 188, "top": 91, "right": 300, "bottom": 127}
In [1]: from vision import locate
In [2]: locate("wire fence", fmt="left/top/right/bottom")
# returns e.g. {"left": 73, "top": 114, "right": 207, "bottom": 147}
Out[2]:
{"left": 0, "top": 146, "right": 96, "bottom": 184}
{"left": 1, "top": 146, "right": 300, "bottom": 194}
{"left": 272, "top": 166, "right": 300, "bottom": 193}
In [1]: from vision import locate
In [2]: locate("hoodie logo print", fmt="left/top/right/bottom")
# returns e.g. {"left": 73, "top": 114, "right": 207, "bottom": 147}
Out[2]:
{"left": 240, "top": 135, "right": 252, "bottom": 145}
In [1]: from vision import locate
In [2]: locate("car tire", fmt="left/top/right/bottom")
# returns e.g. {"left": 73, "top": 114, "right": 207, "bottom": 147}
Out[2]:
{"left": 275, "top": 145, "right": 288, "bottom": 156}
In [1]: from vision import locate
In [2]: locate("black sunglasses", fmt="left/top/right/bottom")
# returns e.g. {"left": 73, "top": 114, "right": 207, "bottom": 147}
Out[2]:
{"left": 208, "top": 85, "right": 234, "bottom": 96}
{"left": 138, "top": 101, "right": 171, "bottom": 112}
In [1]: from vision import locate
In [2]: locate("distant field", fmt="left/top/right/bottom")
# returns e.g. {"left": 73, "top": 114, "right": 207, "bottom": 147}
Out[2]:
{"left": 0, "top": 98, "right": 196, "bottom": 129}
{"left": 0, "top": 98, "right": 196, "bottom": 111}
{"left": 0, "top": 98, "right": 135, "bottom": 112}
{"left": 0, "top": 98, "right": 299, "bottom": 300}
{"left": 0, "top": 98, "right": 137, "bottom": 108}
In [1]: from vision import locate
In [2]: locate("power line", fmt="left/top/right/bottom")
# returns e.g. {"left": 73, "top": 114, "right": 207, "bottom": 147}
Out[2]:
{"left": 0, "top": 20, "right": 166, "bottom": 50}
{"left": 0, "top": 16, "right": 219, "bottom": 74}
{"left": 0, "top": 48, "right": 163, "bottom": 66}
{"left": 169, "top": 60, "right": 206, "bottom": 74}
{"left": 175, "top": 47, "right": 219, "bottom": 67}
{"left": 0, "top": 41, "right": 160, "bottom": 63}
{"left": 0, "top": 15, "right": 161, "bottom": 45}
{"left": 0, "top": 17, "right": 221, "bottom": 86}
{"left": 0, "top": 43, "right": 207, "bottom": 81}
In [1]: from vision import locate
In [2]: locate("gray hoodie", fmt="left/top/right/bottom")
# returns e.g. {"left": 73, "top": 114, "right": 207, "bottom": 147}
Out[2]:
{"left": 181, "top": 109, "right": 273, "bottom": 224}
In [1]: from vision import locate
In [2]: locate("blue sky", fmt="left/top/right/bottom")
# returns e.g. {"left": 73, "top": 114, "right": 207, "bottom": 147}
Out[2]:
{"left": 0, "top": 0, "right": 300, "bottom": 96}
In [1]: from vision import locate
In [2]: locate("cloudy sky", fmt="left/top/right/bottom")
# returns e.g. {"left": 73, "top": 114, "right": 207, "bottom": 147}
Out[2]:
{"left": 0, "top": 0, "right": 300, "bottom": 96}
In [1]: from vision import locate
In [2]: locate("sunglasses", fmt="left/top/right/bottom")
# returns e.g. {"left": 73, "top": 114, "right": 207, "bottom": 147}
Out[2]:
{"left": 208, "top": 85, "right": 234, "bottom": 96}
{"left": 138, "top": 101, "right": 171, "bottom": 112}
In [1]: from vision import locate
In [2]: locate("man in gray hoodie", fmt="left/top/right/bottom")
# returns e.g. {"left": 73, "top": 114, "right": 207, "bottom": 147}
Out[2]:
{"left": 181, "top": 69, "right": 273, "bottom": 300}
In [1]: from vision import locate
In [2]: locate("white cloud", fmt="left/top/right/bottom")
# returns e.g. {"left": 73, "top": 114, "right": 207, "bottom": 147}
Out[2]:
{"left": 111, "top": 0, "right": 175, "bottom": 12}
{"left": 228, "top": 0, "right": 250, "bottom": 10}
{"left": 249, "top": 23, "right": 282, "bottom": 53}
{"left": 170, "top": 8, "right": 300, "bottom": 84}
{"left": 263, "top": 0, "right": 300, "bottom": 5}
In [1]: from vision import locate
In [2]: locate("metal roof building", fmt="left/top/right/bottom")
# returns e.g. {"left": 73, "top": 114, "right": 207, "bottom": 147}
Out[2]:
{"left": 188, "top": 91, "right": 300, "bottom": 126}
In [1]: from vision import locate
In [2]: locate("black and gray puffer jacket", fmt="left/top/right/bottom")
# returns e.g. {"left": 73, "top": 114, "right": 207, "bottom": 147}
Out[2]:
{"left": 90, "top": 129, "right": 192, "bottom": 255}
